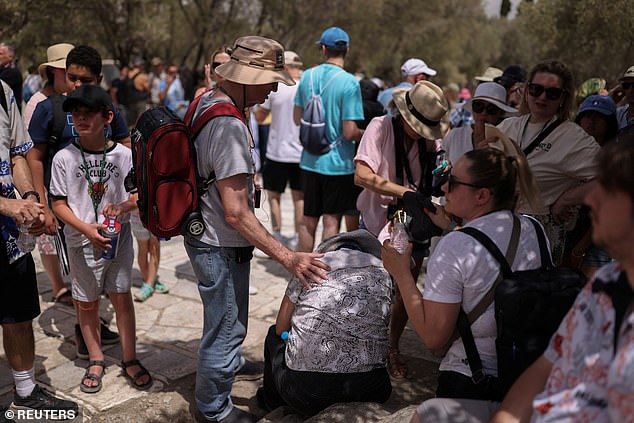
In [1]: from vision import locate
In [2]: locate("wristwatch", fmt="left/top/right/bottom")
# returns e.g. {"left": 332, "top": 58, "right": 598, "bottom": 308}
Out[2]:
{"left": 22, "top": 191, "right": 41, "bottom": 203}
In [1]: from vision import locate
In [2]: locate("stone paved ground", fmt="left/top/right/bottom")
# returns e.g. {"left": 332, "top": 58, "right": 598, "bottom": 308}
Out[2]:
{"left": 0, "top": 191, "right": 439, "bottom": 422}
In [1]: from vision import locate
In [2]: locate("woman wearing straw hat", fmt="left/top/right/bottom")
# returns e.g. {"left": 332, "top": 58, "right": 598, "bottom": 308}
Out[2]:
{"left": 442, "top": 82, "right": 517, "bottom": 166}
{"left": 354, "top": 80, "right": 448, "bottom": 378}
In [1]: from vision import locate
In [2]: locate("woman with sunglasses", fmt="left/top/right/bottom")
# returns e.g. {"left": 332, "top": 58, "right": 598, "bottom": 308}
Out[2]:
{"left": 442, "top": 82, "right": 517, "bottom": 165}
{"left": 496, "top": 60, "right": 600, "bottom": 264}
{"left": 382, "top": 146, "right": 543, "bottom": 422}
{"left": 194, "top": 46, "right": 231, "bottom": 98}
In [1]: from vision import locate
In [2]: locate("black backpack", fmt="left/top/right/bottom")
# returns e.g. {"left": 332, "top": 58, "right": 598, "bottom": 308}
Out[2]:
{"left": 457, "top": 215, "right": 587, "bottom": 398}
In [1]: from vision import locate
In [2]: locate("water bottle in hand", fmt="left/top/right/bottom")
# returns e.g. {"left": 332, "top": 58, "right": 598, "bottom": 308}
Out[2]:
{"left": 390, "top": 222, "right": 409, "bottom": 254}
{"left": 17, "top": 223, "right": 35, "bottom": 253}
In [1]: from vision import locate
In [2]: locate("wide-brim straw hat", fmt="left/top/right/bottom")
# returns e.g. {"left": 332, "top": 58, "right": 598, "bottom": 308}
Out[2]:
{"left": 215, "top": 36, "right": 294, "bottom": 86}
{"left": 463, "top": 82, "right": 517, "bottom": 114}
{"left": 475, "top": 66, "right": 503, "bottom": 82}
{"left": 38, "top": 43, "right": 75, "bottom": 78}
{"left": 392, "top": 81, "right": 448, "bottom": 140}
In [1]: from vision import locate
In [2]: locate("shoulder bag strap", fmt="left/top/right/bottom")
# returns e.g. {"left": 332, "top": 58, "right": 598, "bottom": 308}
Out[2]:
{"left": 319, "top": 69, "right": 345, "bottom": 96}
{"left": 455, "top": 214, "right": 520, "bottom": 383}
{"left": 522, "top": 118, "right": 564, "bottom": 157}
{"left": 524, "top": 215, "right": 554, "bottom": 268}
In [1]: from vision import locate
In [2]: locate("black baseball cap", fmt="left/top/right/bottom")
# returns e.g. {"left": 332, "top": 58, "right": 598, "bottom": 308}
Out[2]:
{"left": 494, "top": 65, "right": 527, "bottom": 85}
{"left": 62, "top": 85, "right": 113, "bottom": 112}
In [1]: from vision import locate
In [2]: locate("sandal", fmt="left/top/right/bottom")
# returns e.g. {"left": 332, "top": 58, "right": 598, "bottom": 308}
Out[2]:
{"left": 154, "top": 278, "right": 169, "bottom": 294}
{"left": 388, "top": 348, "right": 408, "bottom": 379}
{"left": 80, "top": 360, "right": 107, "bottom": 394}
{"left": 121, "top": 359, "right": 153, "bottom": 390}
{"left": 134, "top": 283, "right": 154, "bottom": 302}
{"left": 52, "top": 287, "right": 73, "bottom": 306}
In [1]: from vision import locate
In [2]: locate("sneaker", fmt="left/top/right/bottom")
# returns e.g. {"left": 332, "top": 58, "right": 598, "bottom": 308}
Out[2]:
{"left": 0, "top": 406, "right": 16, "bottom": 423}
{"left": 286, "top": 233, "right": 299, "bottom": 251}
{"left": 11, "top": 384, "right": 78, "bottom": 419}
{"left": 154, "top": 278, "right": 169, "bottom": 294}
{"left": 195, "top": 407, "right": 257, "bottom": 423}
{"left": 99, "top": 318, "right": 120, "bottom": 345}
{"left": 248, "top": 285, "right": 258, "bottom": 295}
{"left": 74, "top": 324, "right": 88, "bottom": 360}
{"left": 235, "top": 357, "right": 263, "bottom": 377}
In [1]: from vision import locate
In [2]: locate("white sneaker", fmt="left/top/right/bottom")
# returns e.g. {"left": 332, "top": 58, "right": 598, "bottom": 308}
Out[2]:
{"left": 287, "top": 233, "right": 299, "bottom": 251}
{"left": 249, "top": 285, "right": 258, "bottom": 295}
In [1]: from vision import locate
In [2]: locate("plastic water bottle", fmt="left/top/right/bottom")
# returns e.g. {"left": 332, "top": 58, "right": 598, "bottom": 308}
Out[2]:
{"left": 390, "top": 222, "right": 409, "bottom": 254}
{"left": 16, "top": 223, "right": 35, "bottom": 253}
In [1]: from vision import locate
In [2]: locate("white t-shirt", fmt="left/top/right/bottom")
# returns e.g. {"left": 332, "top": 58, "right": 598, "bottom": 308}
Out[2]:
{"left": 259, "top": 82, "right": 302, "bottom": 163}
{"left": 441, "top": 125, "right": 473, "bottom": 165}
{"left": 49, "top": 141, "right": 132, "bottom": 247}
{"left": 497, "top": 115, "right": 600, "bottom": 212}
{"left": 424, "top": 211, "right": 544, "bottom": 377}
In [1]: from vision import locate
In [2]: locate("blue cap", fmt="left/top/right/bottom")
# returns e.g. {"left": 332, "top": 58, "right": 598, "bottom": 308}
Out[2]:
{"left": 317, "top": 27, "right": 349, "bottom": 49}
{"left": 578, "top": 95, "right": 616, "bottom": 116}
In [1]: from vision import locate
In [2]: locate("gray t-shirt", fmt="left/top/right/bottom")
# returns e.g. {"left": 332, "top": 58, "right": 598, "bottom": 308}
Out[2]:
{"left": 285, "top": 248, "right": 392, "bottom": 373}
{"left": 192, "top": 95, "right": 255, "bottom": 247}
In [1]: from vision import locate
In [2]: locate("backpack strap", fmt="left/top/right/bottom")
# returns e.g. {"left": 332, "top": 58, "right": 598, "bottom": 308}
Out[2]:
{"left": 522, "top": 118, "right": 564, "bottom": 157}
{"left": 43, "top": 93, "right": 67, "bottom": 188}
{"left": 318, "top": 69, "right": 345, "bottom": 96}
{"left": 592, "top": 272, "right": 634, "bottom": 353}
{"left": 187, "top": 98, "right": 245, "bottom": 191}
{"left": 454, "top": 214, "right": 520, "bottom": 383}
{"left": 0, "top": 82, "right": 8, "bottom": 116}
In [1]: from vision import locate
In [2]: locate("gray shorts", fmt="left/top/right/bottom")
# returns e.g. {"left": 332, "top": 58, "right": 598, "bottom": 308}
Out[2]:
{"left": 69, "top": 222, "right": 134, "bottom": 302}
{"left": 416, "top": 398, "right": 500, "bottom": 423}
{"left": 130, "top": 210, "right": 152, "bottom": 241}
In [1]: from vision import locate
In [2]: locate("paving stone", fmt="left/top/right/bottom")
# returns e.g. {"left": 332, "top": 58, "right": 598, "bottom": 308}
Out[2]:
{"left": 167, "top": 279, "right": 200, "bottom": 301}
{"left": 158, "top": 300, "right": 201, "bottom": 328}
{"left": 140, "top": 349, "right": 197, "bottom": 381}
{"left": 143, "top": 325, "right": 201, "bottom": 345}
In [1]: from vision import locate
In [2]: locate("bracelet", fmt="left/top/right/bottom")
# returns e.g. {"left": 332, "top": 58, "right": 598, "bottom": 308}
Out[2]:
{"left": 22, "top": 191, "right": 40, "bottom": 203}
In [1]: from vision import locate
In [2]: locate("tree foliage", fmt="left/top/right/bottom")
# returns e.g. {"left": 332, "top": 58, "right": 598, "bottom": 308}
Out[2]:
{"left": 3, "top": 0, "right": 632, "bottom": 91}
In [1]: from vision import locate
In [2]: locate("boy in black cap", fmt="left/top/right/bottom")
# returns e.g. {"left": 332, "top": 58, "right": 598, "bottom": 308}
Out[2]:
{"left": 49, "top": 85, "right": 152, "bottom": 394}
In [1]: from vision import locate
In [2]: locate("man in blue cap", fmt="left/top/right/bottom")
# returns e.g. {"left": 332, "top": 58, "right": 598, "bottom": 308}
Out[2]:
{"left": 293, "top": 27, "right": 365, "bottom": 252}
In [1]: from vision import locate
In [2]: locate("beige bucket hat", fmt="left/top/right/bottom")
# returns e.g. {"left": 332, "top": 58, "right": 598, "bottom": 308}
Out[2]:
{"left": 38, "top": 43, "right": 75, "bottom": 77}
{"left": 475, "top": 66, "right": 503, "bottom": 82}
{"left": 392, "top": 81, "right": 448, "bottom": 140}
{"left": 215, "top": 36, "right": 294, "bottom": 86}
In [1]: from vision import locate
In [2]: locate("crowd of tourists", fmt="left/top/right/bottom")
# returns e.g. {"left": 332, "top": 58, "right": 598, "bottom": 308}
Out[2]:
{"left": 0, "top": 25, "right": 633, "bottom": 423}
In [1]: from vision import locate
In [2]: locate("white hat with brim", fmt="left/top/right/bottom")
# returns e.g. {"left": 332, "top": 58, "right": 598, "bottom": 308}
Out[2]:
{"left": 38, "top": 43, "right": 75, "bottom": 79}
{"left": 474, "top": 66, "right": 503, "bottom": 82}
{"left": 392, "top": 81, "right": 448, "bottom": 140}
{"left": 215, "top": 36, "right": 295, "bottom": 86}
{"left": 463, "top": 82, "right": 517, "bottom": 114}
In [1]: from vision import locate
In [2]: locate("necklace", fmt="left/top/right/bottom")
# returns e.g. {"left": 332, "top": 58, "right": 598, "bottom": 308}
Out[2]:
{"left": 79, "top": 141, "right": 108, "bottom": 223}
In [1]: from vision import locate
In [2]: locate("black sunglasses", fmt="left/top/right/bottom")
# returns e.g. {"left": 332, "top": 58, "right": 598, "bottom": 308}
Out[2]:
{"left": 211, "top": 61, "right": 223, "bottom": 70}
{"left": 447, "top": 173, "right": 484, "bottom": 192}
{"left": 527, "top": 83, "right": 565, "bottom": 101}
{"left": 622, "top": 82, "right": 634, "bottom": 90}
{"left": 472, "top": 100, "right": 502, "bottom": 115}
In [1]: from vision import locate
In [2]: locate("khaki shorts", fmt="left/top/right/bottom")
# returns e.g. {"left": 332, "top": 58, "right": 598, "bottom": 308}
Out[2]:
{"left": 69, "top": 223, "right": 134, "bottom": 302}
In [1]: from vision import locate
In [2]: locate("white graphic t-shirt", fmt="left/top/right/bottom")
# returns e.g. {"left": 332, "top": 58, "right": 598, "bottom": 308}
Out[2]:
{"left": 49, "top": 141, "right": 132, "bottom": 247}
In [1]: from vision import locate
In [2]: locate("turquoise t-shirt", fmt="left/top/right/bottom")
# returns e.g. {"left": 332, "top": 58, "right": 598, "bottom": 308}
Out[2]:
{"left": 294, "top": 64, "right": 364, "bottom": 175}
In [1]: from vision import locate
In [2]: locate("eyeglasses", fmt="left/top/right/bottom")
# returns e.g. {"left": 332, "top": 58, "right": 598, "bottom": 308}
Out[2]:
{"left": 447, "top": 173, "right": 484, "bottom": 192}
{"left": 472, "top": 100, "right": 501, "bottom": 115}
{"left": 622, "top": 82, "right": 634, "bottom": 90}
{"left": 527, "top": 83, "right": 565, "bottom": 101}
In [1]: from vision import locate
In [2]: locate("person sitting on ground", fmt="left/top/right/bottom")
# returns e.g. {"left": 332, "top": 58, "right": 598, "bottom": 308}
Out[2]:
{"left": 442, "top": 82, "right": 517, "bottom": 165}
{"left": 354, "top": 80, "right": 448, "bottom": 379}
{"left": 258, "top": 230, "right": 392, "bottom": 417}
{"left": 490, "top": 138, "right": 634, "bottom": 423}
{"left": 382, "top": 146, "right": 544, "bottom": 423}
{"left": 50, "top": 85, "right": 152, "bottom": 394}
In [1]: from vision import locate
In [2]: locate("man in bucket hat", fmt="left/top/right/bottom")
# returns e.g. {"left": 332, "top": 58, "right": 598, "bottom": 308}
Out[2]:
{"left": 293, "top": 27, "right": 365, "bottom": 252}
{"left": 185, "top": 35, "right": 329, "bottom": 423}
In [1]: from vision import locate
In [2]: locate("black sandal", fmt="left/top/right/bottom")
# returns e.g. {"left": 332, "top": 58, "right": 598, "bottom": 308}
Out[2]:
{"left": 121, "top": 359, "right": 153, "bottom": 390}
{"left": 52, "top": 287, "right": 73, "bottom": 306}
{"left": 80, "top": 360, "right": 107, "bottom": 394}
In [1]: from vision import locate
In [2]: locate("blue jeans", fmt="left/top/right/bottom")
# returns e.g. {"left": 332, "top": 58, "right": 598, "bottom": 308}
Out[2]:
{"left": 184, "top": 238, "right": 252, "bottom": 420}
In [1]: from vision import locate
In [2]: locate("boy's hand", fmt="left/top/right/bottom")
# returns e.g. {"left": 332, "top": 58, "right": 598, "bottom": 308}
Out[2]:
{"left": 102, "top": 203, "right": 123, "bottom": 218}
{"left": 84, "top": 223, "right": 111, "bottom": 252}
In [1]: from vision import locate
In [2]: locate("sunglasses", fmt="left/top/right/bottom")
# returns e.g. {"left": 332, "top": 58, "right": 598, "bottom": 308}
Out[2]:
{"left": 472, "top": 100, "right": 502, "bottom": 115}
{"left": 447, "top": 173, "right": 484, "bottom": 193}
{"left": 622, "top": 82, "right": 634, "bottom": 90}
{"left": 527, "top": 83, "right": 565, "bottom": 101}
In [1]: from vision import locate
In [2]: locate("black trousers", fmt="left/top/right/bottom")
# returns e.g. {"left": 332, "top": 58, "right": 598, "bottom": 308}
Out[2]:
{"left": 261, "top": 325, "right": 392, "bottom": 417}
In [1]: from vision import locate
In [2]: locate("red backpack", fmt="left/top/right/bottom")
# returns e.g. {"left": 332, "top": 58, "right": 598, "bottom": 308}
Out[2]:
{"left": 129, "top": 94, "right": 244, "bottom": 238}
